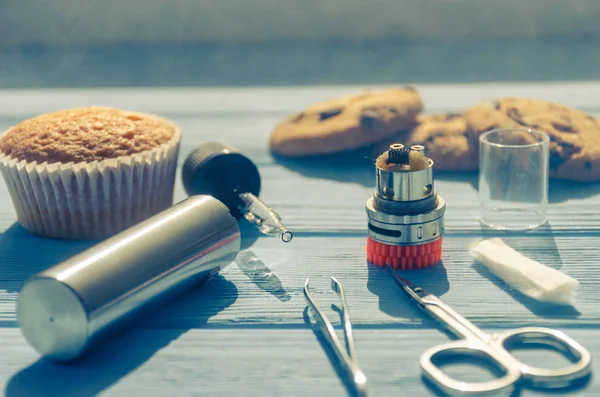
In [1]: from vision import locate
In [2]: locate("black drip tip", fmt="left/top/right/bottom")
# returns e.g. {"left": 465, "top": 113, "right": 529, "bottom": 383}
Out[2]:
{"left": 182, "top": 142, "right": 261, "bottom": 218}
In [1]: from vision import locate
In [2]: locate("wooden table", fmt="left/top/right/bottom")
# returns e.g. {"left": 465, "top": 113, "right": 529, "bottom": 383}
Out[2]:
{"left": 1, "top": 83, "right": 599, "bottom": 396}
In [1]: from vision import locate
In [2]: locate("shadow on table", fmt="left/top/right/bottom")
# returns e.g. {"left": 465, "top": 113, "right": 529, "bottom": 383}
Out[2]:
{"left": 420, "top": 368, "right": 523, "bottom": 397}
{"left": 412, "top": 171, "right": 600, "bottom": 205}
{"left": 548, "top": 179, "right": 600, "bottom": 204}
{"left": 5, "top": 274, "right": 238, "bottom": 397}
{"left": 422, "top": 369, "right": 591, "bottom": 397}
{"left": 435, "top": 173, "right": 600, "bottom": 204}
{"left": 524, "top": 375, "right": 593, "bottom": 395}
{"left": 235, "top": 249, "right": 291, "bottom": 302}
{"left": 238, "top": 219, "right": 261, "bottom": 251}
{"left": 366, "top": 261, "right": 450, "bottom": 321}
{"left": 0, "top": 223, "right": 97, "bottom": 292}
{"left": 274, "top": 151, "right": 600, "bottom": 203}
{"left": 472, "top": 223, "right": 581, "bottom": 319}
{"left": 272, "top": 151, "right": 376, "bottom": 187}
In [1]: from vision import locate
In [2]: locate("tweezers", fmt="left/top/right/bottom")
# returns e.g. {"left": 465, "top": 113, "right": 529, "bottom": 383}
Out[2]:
{"left": 304, "top": 277, "right": 368, "bottom": 397}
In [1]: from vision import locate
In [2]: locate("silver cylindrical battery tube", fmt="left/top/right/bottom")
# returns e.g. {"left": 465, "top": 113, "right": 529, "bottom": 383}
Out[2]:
{"left": 17, "top": 195, "right": 241, "bottom": 362}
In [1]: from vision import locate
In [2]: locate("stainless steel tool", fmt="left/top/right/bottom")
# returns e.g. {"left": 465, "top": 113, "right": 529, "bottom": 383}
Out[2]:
{"left": 17, "top": 195, "right": 240, "bottom": 361}
{"left": 388, "top": 265, "right": 593, "bottom": 396}
{"left": 304, "top": 277, "right": 368, "bottom": 397}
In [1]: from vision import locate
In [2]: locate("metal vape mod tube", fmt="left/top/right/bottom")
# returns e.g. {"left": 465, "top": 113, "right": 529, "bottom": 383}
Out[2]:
{"left": 17, "top": 195, "right": 240, "bottom": 361}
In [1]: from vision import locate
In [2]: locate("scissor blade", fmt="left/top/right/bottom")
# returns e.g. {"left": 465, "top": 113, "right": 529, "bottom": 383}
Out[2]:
{"left": 386, "top": 265, "right": 492, "bottom": 343}
{"left": 386, "top": 264, "right": 431, "bottom": 304}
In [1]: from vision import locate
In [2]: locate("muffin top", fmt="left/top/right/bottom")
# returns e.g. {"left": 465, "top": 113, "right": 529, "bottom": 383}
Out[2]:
{"left": 0, "top": 106, "right": 176, "bottom": 164}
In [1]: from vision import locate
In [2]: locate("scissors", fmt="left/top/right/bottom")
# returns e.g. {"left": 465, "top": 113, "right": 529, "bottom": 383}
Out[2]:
{"left": 387, "top": 265, "right": 592, "bottom": 396}
{"left": 304, "top": 277, "right": 368, "bottom": 397}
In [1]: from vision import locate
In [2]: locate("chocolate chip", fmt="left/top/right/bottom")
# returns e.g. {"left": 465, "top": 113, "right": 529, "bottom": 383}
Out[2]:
{"left": 547, "top": 136, "right": 580, "bottom": 171}
{"left": 360, "top": 113, "right": 381, "bottom": 129}
{"left": 506, "top": 108, "right": 527, "bottom": 126}
{"left": 553, "top": 137, "right": 576, "bottom": 149}
{"left": 552, "top": 121, "right": 574, "bottom": 133}
{"left": 319, "top": 109, "right": 342, "bottom": 121}
{"left": 549, "top": 150, "right": 565, "bottom": 170}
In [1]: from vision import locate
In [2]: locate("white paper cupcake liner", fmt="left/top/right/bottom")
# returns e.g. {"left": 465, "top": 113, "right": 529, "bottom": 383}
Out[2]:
{"left": 0, "top": 121, "right": 181, "bottom": 240}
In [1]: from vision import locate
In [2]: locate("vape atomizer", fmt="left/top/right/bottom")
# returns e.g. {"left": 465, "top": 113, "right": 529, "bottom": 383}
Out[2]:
{"left": 365, "top": 143, "right": 446, "bottom": 270}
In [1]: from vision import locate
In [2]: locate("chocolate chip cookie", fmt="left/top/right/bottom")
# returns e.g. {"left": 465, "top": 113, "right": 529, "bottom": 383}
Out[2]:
{"left": 464, "top": 98, "right": 600, "bottom": 182}
{"left": 371, "top": 113, "right": 478, "bottom": 172}
{"left": 269, "top": 87, "right": 423, "bottom": 157}
{"left": 408, "top": 113, "right": 477, "bottom": 171}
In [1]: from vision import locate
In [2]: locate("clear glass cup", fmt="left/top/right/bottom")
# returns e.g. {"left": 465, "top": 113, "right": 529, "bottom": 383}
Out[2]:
{"left": 478, "top": 128, "right": 549, "bottom": 230}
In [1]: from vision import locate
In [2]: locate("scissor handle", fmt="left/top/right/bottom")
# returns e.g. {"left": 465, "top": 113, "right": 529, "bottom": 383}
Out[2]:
{"left": 493, "top": 326, "right": 592, "bottom": 388}
{"left": 420, "top": 339, "right": 522, "bottom": 396}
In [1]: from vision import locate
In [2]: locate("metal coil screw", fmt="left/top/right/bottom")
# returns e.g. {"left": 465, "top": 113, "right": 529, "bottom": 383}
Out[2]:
{"left": 388, "top": 144, "right": 411, "bottom": 165}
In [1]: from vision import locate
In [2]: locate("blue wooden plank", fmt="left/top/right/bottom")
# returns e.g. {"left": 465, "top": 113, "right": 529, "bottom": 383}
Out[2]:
{"left": 0, "top": 327, "right": 597, "bottom": 397}
{"left": 2, "top": 235, "right": 598, "bottom": 328}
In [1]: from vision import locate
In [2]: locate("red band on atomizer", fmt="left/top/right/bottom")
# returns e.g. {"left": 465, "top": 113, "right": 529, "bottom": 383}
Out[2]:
{"left": 366, "top": 237, "right": 443, "bottom": 270}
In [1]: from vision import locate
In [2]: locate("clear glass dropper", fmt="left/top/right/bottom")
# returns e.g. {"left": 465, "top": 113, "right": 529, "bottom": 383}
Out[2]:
{"left": 182, "top": 142, "right": 293, "bottom": 244}
{"left": 238, "top": 192, "right": 293, "bottom": 243}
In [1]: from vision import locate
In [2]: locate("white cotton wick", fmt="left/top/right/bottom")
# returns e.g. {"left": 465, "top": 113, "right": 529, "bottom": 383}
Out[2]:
{"left": 469, "top": 238, "right": 579, "bottom": 306}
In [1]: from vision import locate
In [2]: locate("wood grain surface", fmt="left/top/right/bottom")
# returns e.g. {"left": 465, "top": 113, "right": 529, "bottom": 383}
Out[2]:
{"left": 0, "top": 84, "right": 599, "bottom": 396}
{"left": 0, "top": 328, "right": 597, "bottom": 397}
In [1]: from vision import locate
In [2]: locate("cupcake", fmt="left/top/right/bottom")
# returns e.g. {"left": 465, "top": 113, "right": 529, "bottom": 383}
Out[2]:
{"left": 0, "top": 106, "right": 181, "bottom": 239}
